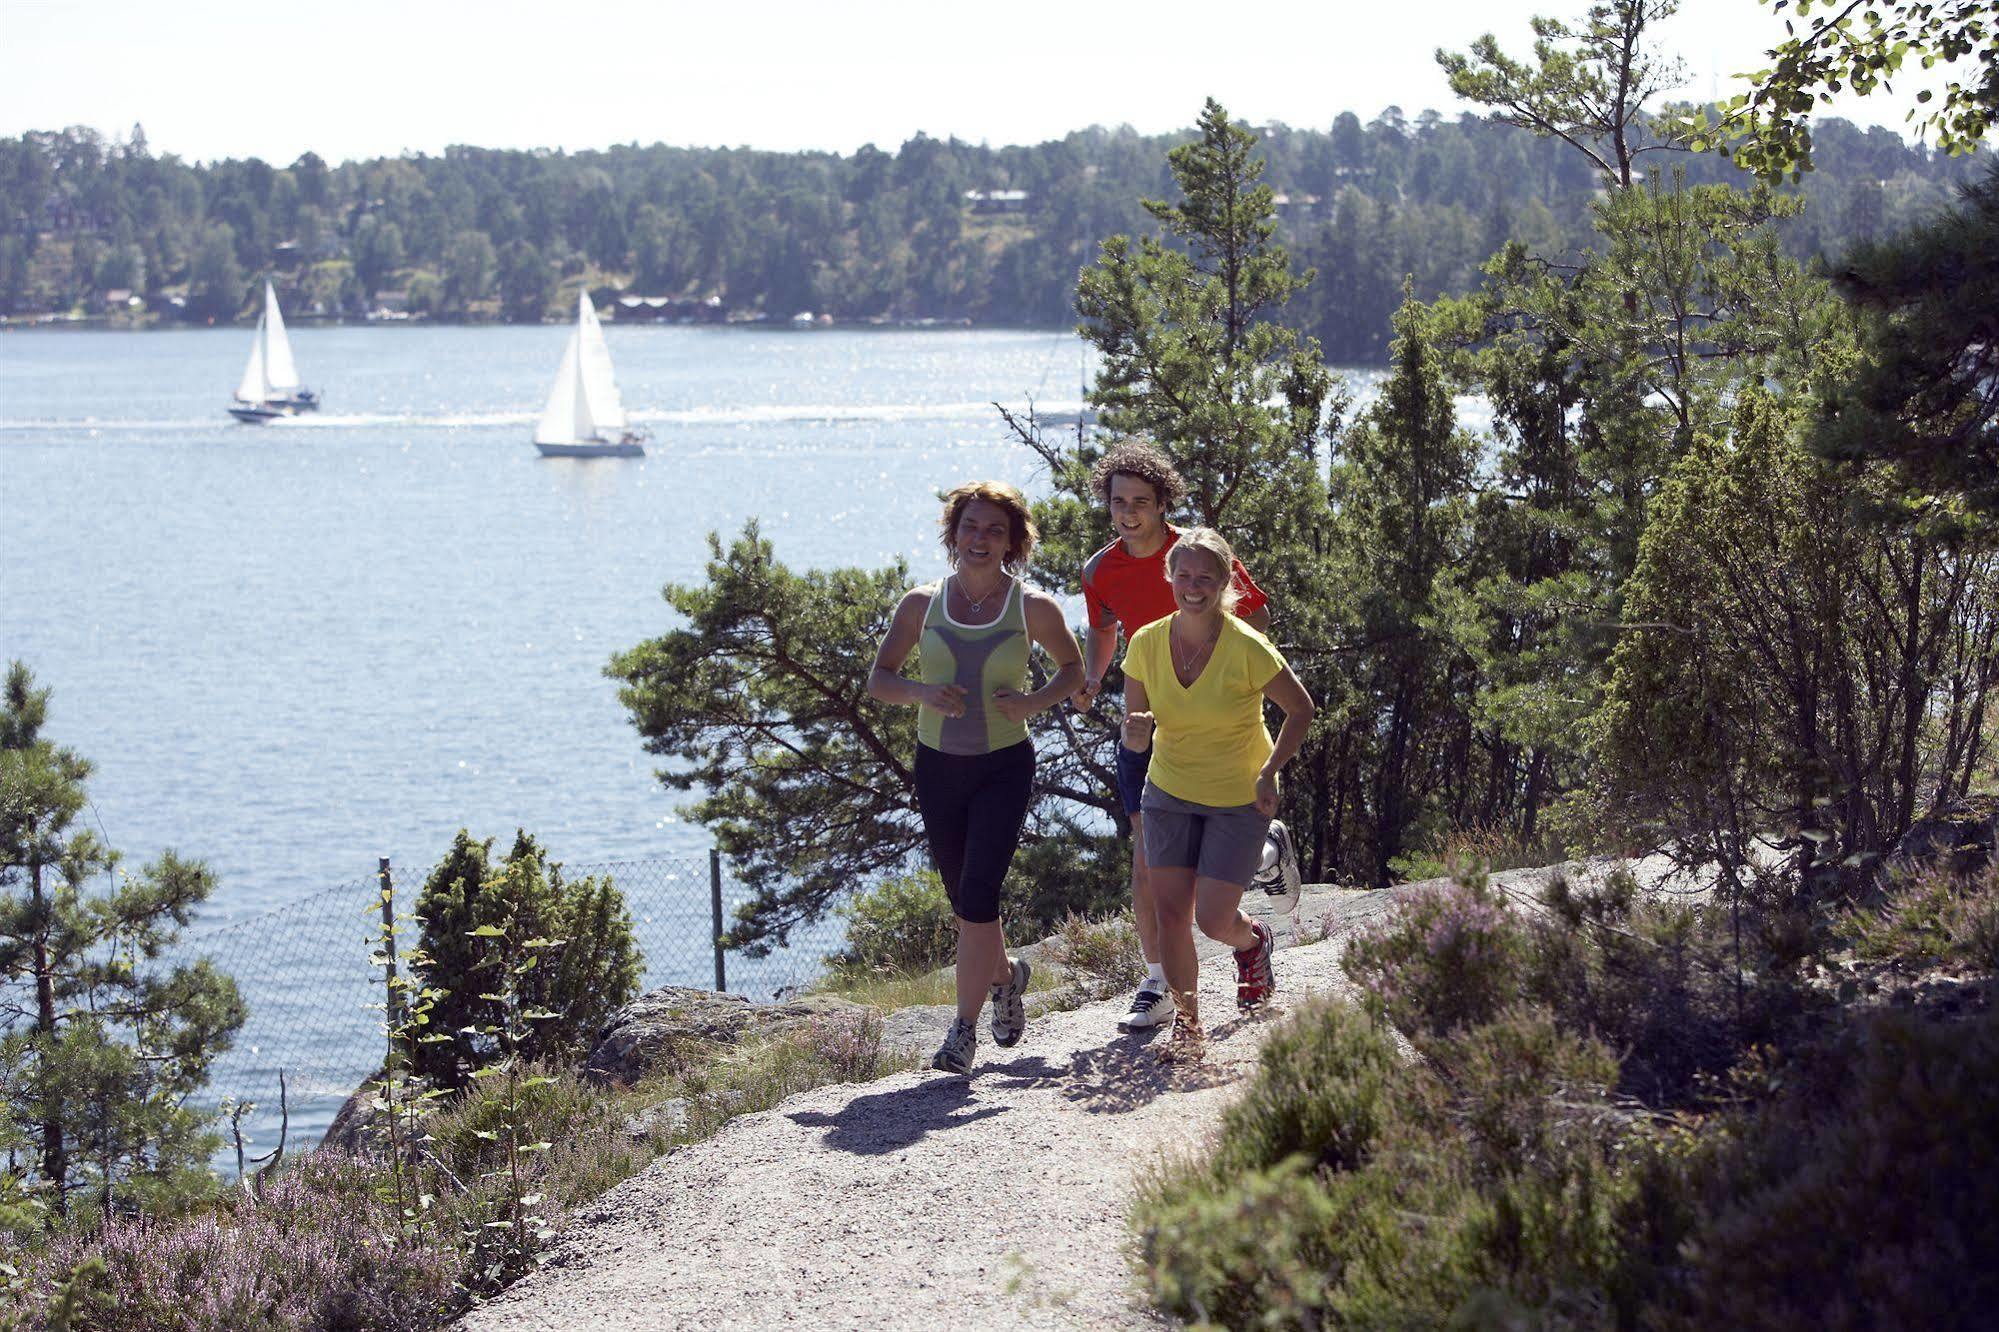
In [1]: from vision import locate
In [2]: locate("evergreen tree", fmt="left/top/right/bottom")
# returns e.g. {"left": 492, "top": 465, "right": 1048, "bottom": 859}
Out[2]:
{"left": 609, "top": 529, "right": 930, "bottom": 951}
{"left": 1817, "top": 164, "right": 1999, "bottom": 518}
{"left": 1043, "top": 97, "right": 1345, "bottom": 870}
{"left": 412, "top": 829, "right": 641, "bottom": 1090}
{"left": 1596, "top": 388, "right": 1999, "bottom": 893}
{"left": 0, "top": 663, "right": 244, "bottom": 1218}
{"left": 183, "top": 222, "right": 243, "bottom": 322}
{"left": 1327, "top": 299, "right": 1480, "bottom": 883}
{"left": 497, "top": 238, "right": 552, "bottom": 323}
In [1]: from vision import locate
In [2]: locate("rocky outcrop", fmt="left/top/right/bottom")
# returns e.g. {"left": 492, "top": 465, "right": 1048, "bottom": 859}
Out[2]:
{"left": 322, "top": 1071, "right": 388, "bottom": 1155}
{"left": 584, "top": 985, "right": 870, "bottom": 1086}
{"left": 1888, "top": 795, "right": 1999, "bottom": 880}
{"left": 317, "top": 987, "right": 873, "bottom": 1153}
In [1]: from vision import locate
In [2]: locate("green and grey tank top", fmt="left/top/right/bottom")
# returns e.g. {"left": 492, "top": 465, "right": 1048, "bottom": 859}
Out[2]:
{"left": 917, "top": 577, "right": 1031, "bottom": 755}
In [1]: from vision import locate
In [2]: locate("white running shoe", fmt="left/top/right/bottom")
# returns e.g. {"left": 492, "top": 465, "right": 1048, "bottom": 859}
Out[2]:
{"left": 1116, "top": 984, "right": 1174, "bottom": 1031}
{"left": 1248, "top": 820, "right": 1304, "bottom": 915}
{"left": 932, "top": 1017, "right": 977, "bottom": 1075}
{"left": 989, "top": 957, "right": 1031, "bottom": 1048}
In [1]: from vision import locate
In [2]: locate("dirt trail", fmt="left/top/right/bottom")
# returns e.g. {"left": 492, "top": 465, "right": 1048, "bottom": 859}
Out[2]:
{"left": 458, "top": 888, "right": 1397, "bottom": 1332}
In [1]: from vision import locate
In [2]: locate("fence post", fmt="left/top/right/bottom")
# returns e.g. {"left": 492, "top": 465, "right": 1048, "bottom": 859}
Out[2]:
{"left": 709, "top": 848, "right": 726, "bottom": 993}
{"left": 378, "top": 856, "right": 402, "bottom": 1037}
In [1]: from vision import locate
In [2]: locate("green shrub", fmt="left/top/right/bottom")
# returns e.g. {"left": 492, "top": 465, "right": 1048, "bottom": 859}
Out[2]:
{"left": 1138, "top": 1002, "right": 1662, "bottom": 1330}
{"left": 1041, "top": 911, "right": 1145, "bottom": 1001}
{"left": 414, "top": 830, "right": 643, "bottom": 1090}
{"left": 1342, "top": 868, "right": 1528, "bottom": 1036}
{"left": 1392, "top": 823, "right": 1567, "bottom": 882}
{"left": 1845, "top": 861, "right": 1999, "bottom": 973}
{"left": 828, "top": 869, "right": 954, "bottom": 976}
{"left": 1412, "top": 1009, "right": 1622, "bottom": 1182}
{"left": 1137, "top": 1157, "right": 1387, "bottom": 1330}
{"left": 1676, "top": 1007, "right": 1999, "bottom": 1330}
{"left": 1522, "top": 869, "right": 1752, "bottom": 1107}
{"left": 1001, "top": 830, "right": 1129, "bottom": 932}
{"left": 1210, "top": 997, "right": 1400, "bottom": 1178}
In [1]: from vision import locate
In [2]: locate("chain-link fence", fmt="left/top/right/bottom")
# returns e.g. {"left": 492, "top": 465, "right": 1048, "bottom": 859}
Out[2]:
{"left": 179, "top": 852, "right": 845, "bottom": 1160}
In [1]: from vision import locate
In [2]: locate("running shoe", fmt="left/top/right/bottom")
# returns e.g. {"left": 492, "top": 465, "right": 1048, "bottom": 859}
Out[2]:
{"left": 1154, "top": 1011, "right": 1206, "bottom": 1064}
{"left": 989, "top": 957, "right": 1031, "bottom": 1048}
{"left": 1235, "top": 919, "right": 1276, "bottom": 1011}
{"left": 1116, "top": 983, "right": 1174, "bottom": 1032}
{"left": 931, "top": 1017, "right": 977, "bottom": 1075}
{"left": 1248, "top": 820, "right": 1304, "bottom": 915}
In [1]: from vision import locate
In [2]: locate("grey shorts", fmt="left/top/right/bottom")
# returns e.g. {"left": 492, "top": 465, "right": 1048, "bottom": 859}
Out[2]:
{"left": 1140, "top": 783, "right": 1272, "bottom": 888}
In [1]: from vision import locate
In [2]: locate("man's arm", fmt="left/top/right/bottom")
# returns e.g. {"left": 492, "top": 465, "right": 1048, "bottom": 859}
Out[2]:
{"left": 1074, "top": 622, "right": 1119, "bottom": 708}
{"left": 1231, "top": 557, "right": 1272, "bottom": 633}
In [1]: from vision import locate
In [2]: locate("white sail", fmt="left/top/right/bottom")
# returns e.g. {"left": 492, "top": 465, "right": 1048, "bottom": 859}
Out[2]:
{"left": 235, "top": 310, "right": 268, "bottom": 403}
{"left": 574, "top": 292, "right": 627, "bottom": 431}
{"left": 260, "top": 280, "right": 301, "bottom": 392}
{"left": 534, "top": 330, "right": 584, "bottom": 445}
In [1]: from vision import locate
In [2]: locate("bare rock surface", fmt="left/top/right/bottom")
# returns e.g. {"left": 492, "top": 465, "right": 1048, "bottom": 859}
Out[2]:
{"left": 586, "top": 985, "right": 870, "bottom": 1086}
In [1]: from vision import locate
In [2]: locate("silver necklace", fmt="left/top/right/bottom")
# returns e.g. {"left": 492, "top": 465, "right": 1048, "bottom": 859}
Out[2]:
{"left": 1173, "top": 616, "right": 1220, "bottom": 677}
{"left": 955, "top": 574, "right": 1003, "bottom": 615}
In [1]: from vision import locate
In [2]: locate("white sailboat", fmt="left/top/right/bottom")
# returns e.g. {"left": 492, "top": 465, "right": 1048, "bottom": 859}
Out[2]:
{"left": 227, "top": 280, "right": 319, "bottom": 423}
{"left": 533, "top": 292, "right": 646, "bottom": 458}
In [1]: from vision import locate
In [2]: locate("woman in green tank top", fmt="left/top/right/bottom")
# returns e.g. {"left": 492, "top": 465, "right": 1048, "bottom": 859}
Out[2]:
{"left": 868, "top": 481, "right": 1083, "bottom": 1074}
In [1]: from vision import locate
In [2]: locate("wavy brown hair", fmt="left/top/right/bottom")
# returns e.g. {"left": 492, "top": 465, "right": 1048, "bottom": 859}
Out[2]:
{"left": 938, "top": 480, "right": 1038, "bottom": 572}
{"left": 1089, "top": 437, "right": 1188, "bottom": 511}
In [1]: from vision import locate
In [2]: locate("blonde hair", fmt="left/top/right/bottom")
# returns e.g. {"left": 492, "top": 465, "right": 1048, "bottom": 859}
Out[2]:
{"left": 1165, "top": 527, "right": 1242, "bottom": 614}
{"left": 938, "top": 480, "right": 1038, "bottom": 573}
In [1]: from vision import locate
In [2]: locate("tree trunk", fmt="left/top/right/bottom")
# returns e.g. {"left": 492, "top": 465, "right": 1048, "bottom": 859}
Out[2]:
{"left": 32, "top": 860, "right": 65, "bottom": 1213}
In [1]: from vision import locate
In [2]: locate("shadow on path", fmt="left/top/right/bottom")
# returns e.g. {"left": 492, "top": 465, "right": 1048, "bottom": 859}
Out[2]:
{"left": 788, "top": 1075, "right": 1008, "bottom": 1155}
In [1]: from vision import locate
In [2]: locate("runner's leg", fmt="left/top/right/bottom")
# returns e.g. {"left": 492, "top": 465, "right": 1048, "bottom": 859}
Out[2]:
{"left": 1193, "top": 875, "right": 1259, "bottom": 952}
{"left": 1130, "top": 811, "right": 1160, "bottom": 963}
{"left": 1149, "top": 864, "right": 1200, "bottom": 1022}
{"left": 951, "top": 742, "right": 1033, "bottom": 1024}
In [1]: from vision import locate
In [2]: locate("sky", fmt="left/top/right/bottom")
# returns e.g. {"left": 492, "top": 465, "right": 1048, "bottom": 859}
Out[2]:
{"left": 0, "top": 0, "right": 1961, "bottom": 166}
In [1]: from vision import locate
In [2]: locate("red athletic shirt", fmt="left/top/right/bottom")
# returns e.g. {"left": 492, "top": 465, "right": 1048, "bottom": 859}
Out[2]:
{"left": 1082, "top": 528, "right": 1268, "bottom": 637}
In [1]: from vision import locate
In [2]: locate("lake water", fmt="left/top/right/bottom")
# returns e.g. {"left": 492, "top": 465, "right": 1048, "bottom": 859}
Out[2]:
{"left": 0, "top": 323, "right": 1388, "bottom": 1150}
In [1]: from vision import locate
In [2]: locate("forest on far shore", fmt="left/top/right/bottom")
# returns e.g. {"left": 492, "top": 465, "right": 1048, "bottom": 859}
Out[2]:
{"left": 0, "top": 110, "right": 1982, "bottom": 363}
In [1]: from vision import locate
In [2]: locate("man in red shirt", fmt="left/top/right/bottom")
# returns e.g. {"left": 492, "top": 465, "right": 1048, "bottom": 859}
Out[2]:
{"left": 1071, "top": 438, "right": 1272, "bottom": 1031}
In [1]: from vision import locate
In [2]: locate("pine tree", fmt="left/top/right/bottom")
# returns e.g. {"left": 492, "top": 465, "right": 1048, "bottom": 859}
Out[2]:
{"left": 1028, "top": 97, "right": 1346, "bottom": 872}
{"left": 0, "top": 663, "right": 244, "bottom": 1219}
{"left": 413, "top": 829, "right": 641, "bottom": 1090}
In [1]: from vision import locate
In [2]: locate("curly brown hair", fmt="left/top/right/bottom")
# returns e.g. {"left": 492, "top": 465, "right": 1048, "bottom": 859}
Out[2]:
{"left": 938, "top": 480, "right": 1038, "bottom": 572}
{"left": 1089, "top": 437, "right": 1188, "bottom": 510}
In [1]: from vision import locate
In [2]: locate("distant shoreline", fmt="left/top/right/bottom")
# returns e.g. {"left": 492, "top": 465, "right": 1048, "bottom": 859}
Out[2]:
{"left": 0, "top": 316, "right": 1079, "bottom": 335}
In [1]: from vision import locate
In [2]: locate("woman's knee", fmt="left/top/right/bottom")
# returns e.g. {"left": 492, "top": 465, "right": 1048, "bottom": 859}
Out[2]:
{"left": 1194, "top": 900, "right": 1242, "bottom": 940}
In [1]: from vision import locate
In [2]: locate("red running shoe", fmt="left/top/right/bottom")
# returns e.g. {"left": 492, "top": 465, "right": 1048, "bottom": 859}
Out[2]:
{"left": 1235, "top": 919, "right": 1276, "bottom": 1010}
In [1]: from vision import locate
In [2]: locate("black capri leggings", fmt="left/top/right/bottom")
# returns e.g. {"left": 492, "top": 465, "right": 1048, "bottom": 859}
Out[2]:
{"left": 913, "top": 739, "right": 1034, "bottom": 925}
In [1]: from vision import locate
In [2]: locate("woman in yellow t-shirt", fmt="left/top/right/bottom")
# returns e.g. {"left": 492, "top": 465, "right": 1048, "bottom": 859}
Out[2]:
{"left": 1121, "top": 527, "right": 1315, "bottom": 1061}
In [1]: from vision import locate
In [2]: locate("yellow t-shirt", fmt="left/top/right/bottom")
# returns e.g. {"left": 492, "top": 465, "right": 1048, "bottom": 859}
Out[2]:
{"left": 1123, "top": 614, "right": 1287, "bottom": 807}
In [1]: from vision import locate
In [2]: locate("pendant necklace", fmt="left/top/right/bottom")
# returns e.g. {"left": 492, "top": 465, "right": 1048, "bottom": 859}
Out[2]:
{"left": 956, "top": 574, "right": 1002, "bottom": 615}
{"left": 1173, "top": 616, "right": 1219, "bottom": 678}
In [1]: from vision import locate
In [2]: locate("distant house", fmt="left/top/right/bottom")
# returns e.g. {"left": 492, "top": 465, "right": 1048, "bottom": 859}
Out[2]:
{"left": 964, "top": 189, "right": 1029, "bottom": 216}
{"left": 1271, "top": 193, "right": 1323, "bottom": 225}
{"left": 99, "top": 289, "right": 142, "bottom": 313}
{"left": 614, "top": 294, "right": 727, "bottom": 323}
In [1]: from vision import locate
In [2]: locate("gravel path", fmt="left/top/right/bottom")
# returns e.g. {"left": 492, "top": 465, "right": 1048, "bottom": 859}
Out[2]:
{"left": 458, "top": 885, "right": 1399, "bottom": 1332}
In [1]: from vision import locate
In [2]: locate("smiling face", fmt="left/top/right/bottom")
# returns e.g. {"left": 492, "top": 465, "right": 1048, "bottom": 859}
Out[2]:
{"left": 1169, "top": 545, "right": 1228, "bottom": 619}
{"left": 952, "top": 498, "right": 1015, "bottom": 574}
{"left": 1107, "top": 473, "right": 1167, "bottom": 552}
